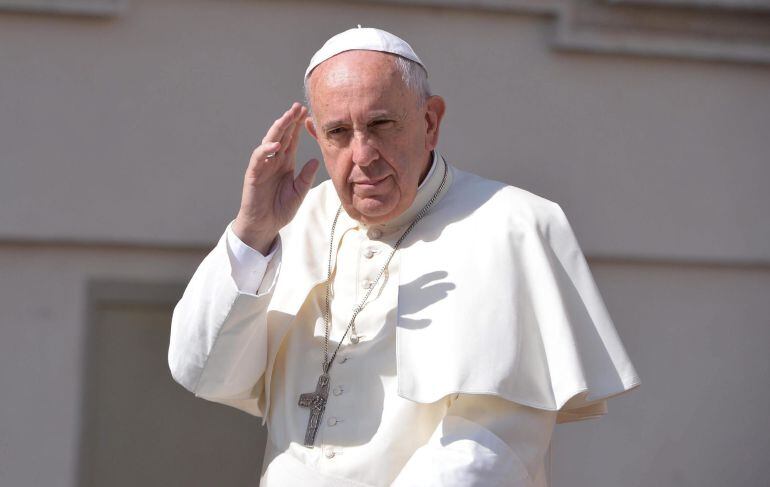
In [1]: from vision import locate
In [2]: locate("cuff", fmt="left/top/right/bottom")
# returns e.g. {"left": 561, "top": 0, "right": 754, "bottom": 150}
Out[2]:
{"left": 225, "top": 221, "right": 278, "bottom": 293}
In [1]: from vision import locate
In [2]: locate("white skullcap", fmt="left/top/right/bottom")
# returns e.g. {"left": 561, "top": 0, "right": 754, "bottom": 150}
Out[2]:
{"left": 305, "top": 26, "right": 425, "bottom": 79}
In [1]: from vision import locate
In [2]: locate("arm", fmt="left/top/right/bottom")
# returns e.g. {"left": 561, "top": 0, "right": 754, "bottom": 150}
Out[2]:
{"left": 167, "top": 102, "right": 318, "bottom": 416}
{"left": 392, "top": 395, "right": 557, "bottom": 487}
{"left": 167, "top": 223, "right": 280, "bottom": 416}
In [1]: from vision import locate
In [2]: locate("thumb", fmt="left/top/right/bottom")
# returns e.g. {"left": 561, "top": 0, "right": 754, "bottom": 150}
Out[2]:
{"left": 293, "top": 158, "right": 320, "bottom": 200}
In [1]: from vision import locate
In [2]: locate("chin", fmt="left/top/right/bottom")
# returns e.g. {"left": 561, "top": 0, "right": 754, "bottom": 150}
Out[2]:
{"left": 350, "top": 198, "right": 398, "bottom": 224}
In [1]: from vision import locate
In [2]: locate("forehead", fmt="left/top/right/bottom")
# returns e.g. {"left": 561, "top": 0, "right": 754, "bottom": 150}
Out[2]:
{"left": 308, "top": 50, "right": 409, "bottom": 109}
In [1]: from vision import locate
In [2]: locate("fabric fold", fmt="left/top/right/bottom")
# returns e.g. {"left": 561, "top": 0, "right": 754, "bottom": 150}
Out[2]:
{"left": 393, "top": 166, "right": 640, "bottom": 422}
{"left": 168, "top": 227, "right": 280, "bottom": 417}
{"left": 170, "top": 152, "right": 640, "bottom": 426}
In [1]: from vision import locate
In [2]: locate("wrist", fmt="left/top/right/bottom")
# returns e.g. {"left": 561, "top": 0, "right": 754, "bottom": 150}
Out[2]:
{"left": 232, "top": 216, "right": 278, "bottom": 255}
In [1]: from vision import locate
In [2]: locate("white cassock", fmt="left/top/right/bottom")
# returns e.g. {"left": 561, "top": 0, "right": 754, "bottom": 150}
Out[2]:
{"left": 168, "top": 151, "right": 640, "bottom": 486}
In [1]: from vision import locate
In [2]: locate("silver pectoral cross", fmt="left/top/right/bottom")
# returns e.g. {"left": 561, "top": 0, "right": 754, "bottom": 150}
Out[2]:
{"left": 298, "top": 373, "right": 330, "bottom": 447}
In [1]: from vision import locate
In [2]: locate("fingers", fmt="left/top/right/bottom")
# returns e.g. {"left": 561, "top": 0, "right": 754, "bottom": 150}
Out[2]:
{"left": 247, "top": 141, "right": 281, "bottom": 177}
{"left": 248, "top": 102, "right": 308, "bottom": 180}
{"left": 262, "top": 102, "right": 304, "bottom": 148}
{"left": 293, "top": 158, "right": 320, "bottom": 199}
{"left": 284, "top": 106, "right": 307, "bottom": 157}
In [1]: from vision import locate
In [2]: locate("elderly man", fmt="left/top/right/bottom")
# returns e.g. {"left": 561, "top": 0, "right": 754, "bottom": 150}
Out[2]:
{"left": 168, "top": 27, "right": 639, "bottom": 486}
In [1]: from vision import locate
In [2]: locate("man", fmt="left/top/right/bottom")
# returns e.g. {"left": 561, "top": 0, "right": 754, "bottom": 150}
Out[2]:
{"left": 168, "top": 27, "right": 640, "bottom": 486}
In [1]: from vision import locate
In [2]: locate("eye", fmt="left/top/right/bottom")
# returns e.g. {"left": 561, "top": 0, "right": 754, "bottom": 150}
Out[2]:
{"left": 327, "top": 127, "right": 348, "bottom": 137}
{"left": 370, "top": 119, "right": 394, "bottom": 128}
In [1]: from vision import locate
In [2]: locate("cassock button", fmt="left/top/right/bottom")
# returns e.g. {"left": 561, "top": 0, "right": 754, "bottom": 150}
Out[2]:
{"left": 333, "top": 386, "right": 344, "bottom": 396}
{"left": 361, "top": 280, "right": 373, "bottom": 289}
{"left": 364, "top": 249, "right": 375, "bottom": 259}
{"left": 324, "top": 446, "right": 335, "bottom": 459}
{"left": 327, "top": 416, "right": 340, "bottom": 426}
{"left": 339, "top": 355, "right": 350, "bottom": 364}
{"left": 368, "top": 228, "right": 382, "bottom": 239}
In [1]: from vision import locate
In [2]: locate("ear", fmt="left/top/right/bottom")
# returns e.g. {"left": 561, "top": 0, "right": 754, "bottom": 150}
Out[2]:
{"left": 305, "top": 116, "right": 318, "bottom": 141}
{"left": 424, "top": 95, "right": 446, "bottom": 151}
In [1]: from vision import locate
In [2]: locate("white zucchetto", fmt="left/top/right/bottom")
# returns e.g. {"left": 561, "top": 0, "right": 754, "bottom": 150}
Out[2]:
{"left": 305, "top": 26, "right": 426, "bottom": 79}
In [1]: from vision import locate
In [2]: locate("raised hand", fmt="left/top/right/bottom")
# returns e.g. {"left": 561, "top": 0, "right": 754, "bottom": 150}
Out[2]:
{"left": 233, "top": 103, "right": 320, "bottom": 254}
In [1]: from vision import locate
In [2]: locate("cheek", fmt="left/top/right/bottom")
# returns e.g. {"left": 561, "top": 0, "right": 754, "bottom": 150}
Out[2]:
{"left": 393, "top": 157, "right": 419, "bottom": 189}
{"left": 323, "top": 152, "right": 354, "bottom": 198}
{"left": 388, "top": 129, "right": 426, "bottom": 184}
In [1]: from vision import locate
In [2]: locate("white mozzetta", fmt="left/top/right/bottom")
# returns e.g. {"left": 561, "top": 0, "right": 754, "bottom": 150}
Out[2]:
{"left": 169, "top": 151, "right": 639, "bottom": 485}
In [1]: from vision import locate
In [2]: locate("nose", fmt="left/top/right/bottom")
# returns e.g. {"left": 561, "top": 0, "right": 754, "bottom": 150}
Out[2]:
{"left": 351, "top": 131, "right": 378, "bottom": 167}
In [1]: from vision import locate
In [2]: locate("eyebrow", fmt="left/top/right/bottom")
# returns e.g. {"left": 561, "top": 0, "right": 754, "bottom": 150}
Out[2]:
{"left": 321, "top": 110, "right": 399, "bottom": 132}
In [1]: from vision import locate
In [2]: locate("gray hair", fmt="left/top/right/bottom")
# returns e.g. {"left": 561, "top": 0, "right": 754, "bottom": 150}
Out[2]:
{"left": 303, "top": 53, "right": 431, "bottom": 114}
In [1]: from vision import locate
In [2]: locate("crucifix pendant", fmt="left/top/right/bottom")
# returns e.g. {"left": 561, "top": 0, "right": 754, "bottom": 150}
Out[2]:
{"left": 298, "top": 373, "right": 330, "bottom": 447}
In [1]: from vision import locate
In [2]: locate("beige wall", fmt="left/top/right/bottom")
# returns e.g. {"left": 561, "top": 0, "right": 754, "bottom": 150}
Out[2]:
{"left": 553, "top": 261, "right": 770, "bottom": 486}
{"left": 2, "top": 0, "right": 768, "bottom": 261}
{"left": 1, "top": 0, "right": 768, "bottom": 486}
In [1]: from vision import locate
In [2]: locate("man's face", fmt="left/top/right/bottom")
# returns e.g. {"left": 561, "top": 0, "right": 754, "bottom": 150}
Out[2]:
{"left": 305, "top": 50, "right": 445, "bottom": 224}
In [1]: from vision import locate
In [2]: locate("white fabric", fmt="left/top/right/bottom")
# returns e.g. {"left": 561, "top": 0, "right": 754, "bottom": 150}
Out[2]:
{"left": 227, "top": 223, "right": 555, "bottom": 486}
{"left": 392, "top": 394, "right": 556, "bottom": 486}
{"left": 226, "top": 228, "right": 278, "bottom": 294}
{"left": 305, "top": 26, "right": 425, "bottom": 79}
{"left": 168, "top": 151, "right": 640, "bottom": 485}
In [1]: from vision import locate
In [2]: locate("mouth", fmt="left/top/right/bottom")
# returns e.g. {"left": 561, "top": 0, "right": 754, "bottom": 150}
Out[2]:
{"left": 352, "top": 175, "right": 388, "bottom": 186}
{"left": 351, "top": 175, "right": 391, "bottom": 194}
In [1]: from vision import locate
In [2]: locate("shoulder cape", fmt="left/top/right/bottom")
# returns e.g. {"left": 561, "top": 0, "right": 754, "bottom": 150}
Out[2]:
{"left": 263, "top": 162, "right": 640, "bottom": 423}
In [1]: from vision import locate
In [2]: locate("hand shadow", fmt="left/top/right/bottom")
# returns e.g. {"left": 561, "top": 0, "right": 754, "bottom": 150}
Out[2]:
{"left": 398, "top": 270, "right": 456, "bottom": 330}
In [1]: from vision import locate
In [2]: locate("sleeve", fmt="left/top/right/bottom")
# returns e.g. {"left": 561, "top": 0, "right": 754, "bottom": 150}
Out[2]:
{"left": 226, "top": 221, "right": 279, "bottom": 293}
{"left": 167, "top": 221, "right": 282, "bottom": 417}
{"left": 391, "top": 394, "right": 557, "bottom": 487}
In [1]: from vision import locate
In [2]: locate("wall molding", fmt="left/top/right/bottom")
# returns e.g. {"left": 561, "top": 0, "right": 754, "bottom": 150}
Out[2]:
{"left": 608, "top": 0, "right": 770, "bottom": 12}
{"left": 0, "top": 0, "right": 126, "bottom": 17}
{"left": 5, "top": 0, "right": 768, "bottom": 64}
{"left": 2, "top": 238, "right": 767, "bottom": 269}
{"left": 359, "top": 0, "right": 770, "bottom": 64}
